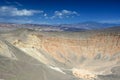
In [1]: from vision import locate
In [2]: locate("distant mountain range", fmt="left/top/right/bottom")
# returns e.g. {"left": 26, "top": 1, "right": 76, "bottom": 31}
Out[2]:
{"left": 0, "top": 22, "right": 120, "bottom": 31}
{"left": 58, "top": 22, "right": 120, "bottom": 30}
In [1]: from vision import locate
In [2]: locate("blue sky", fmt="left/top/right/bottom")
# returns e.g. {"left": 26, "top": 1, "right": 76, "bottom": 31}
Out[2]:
{"left": 0, "top": 0, "right": 120, "bottom": 24}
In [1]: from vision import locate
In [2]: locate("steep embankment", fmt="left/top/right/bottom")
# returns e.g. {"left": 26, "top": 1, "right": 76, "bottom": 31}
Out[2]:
{"left": 0, "top": 28, "right": 120, "bottom": 80}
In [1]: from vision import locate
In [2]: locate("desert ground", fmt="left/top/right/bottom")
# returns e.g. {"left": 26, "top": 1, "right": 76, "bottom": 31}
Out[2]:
{"left": 0, "top": 24, "right": 120, "bottom": 80}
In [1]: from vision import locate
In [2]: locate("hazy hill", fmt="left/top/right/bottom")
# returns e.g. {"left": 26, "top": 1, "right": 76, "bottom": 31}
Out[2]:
{"left": 58, "top": 22, "right": 120, "bottom": 30}
{"left": 0, "top": 22, "right": 120, "bottom": 32}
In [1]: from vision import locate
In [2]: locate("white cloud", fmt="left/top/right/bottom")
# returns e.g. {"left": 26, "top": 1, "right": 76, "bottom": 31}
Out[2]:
{"left": 0, "top": 6, "right": 43, "bottom": 16}
{"left": 14, "top": 1, "right": 23, "bottom": 6}
{"left": 4, "top": 0, "right": 23, "bottom": 6}
{"left": 44, "top": 13, "right": 50, "bottom": 19}
{"left": 4, "top": 0, "right": 11, "bottom": 4}
{"left": 51, "top": 10, "right": 79, "bottom": 19}
{"left": 44, "top": 13, "right": 47, "bottom": 17}
{"left": 0, "top": 6, "right": 80, "bottom": 24}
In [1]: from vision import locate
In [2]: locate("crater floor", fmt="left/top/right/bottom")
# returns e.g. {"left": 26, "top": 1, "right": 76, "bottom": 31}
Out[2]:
{"left": 0, "top": 27, "right": 120, "bottom": 80}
